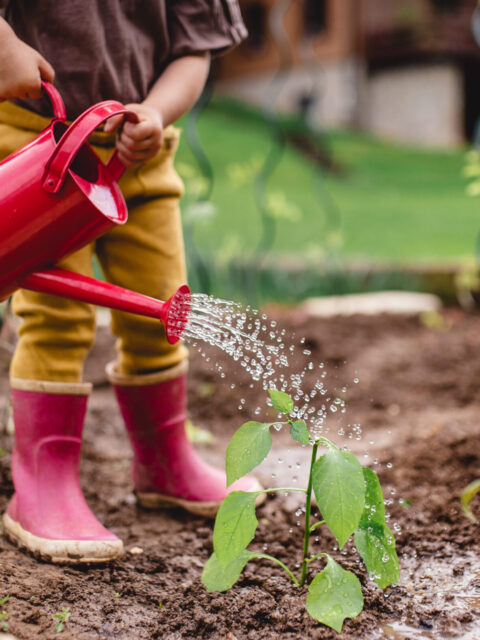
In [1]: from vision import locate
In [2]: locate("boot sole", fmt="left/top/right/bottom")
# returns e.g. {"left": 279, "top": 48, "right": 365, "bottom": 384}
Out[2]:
{"left": 136, "top": 479, "right": 267, "bottom": 518}
{"left": 2, "top": 513, "right": 124, "bottom": 564}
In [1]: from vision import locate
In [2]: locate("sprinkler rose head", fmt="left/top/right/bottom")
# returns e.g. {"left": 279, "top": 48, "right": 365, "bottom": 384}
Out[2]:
{"left": 161, "top": 284, "right": 191, "bottom": 344}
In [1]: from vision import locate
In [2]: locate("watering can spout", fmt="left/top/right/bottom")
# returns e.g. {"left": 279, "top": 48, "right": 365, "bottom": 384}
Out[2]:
{"left": 21, "top": 268, "right": 191, "bottom": 344}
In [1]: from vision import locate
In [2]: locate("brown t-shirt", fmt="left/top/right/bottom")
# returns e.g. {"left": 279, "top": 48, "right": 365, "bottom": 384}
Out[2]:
{"left": 3, "top": 0, "right": 246, "bottom": 119}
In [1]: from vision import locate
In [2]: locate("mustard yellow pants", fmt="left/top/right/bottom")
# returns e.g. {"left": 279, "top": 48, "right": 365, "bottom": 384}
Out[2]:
{"left": 0, "top": 101, "right": 188, "bottom": 382}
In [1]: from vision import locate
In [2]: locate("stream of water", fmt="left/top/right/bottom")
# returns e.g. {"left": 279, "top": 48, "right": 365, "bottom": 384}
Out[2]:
{"left": 174, "top": 292, "right": 357, "bottom": 441}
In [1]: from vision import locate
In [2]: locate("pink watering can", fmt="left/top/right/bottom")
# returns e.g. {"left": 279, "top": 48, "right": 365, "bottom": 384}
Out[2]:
{"left": 0, "top": 82, "right": 190, "bottom": 343}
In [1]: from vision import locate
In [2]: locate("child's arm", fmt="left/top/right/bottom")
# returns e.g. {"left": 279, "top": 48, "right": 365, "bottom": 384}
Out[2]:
{"left": 104, "top": 52, "right": 210, "bottom": 168}
{"left": 0, "top": 18, "right": 54, "bottom": 100}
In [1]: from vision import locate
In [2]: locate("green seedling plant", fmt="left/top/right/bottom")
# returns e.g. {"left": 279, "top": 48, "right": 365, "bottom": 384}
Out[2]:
{"left": 53, "top": 607, "right": 70, "bottom": 634}
{"left": 461, "top": 479, "right": 480, "bottom": 522}
{"left": 0, "top": 611, "right": 8, "bottom": 632}
{"left": 202, "top": 390, "right": 399, "bottom": 632}
{"left": 0, "top": 595, "right": 9, "bottom": 632}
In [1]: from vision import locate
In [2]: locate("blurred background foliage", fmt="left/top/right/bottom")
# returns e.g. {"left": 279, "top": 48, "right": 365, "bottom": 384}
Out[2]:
{"left": 177, "top": 98, "right": 477, "bottom": 305}
{"left": 176, "top": 0, "right": 480, "bottom": 306}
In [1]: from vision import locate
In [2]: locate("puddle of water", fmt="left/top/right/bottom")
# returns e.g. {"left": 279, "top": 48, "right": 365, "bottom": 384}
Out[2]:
{"left": 381, "top": 620, "right": 480, "bottom": 640}
{"left": 456, "top": 595, "right": 480, "bottom": 609}
{"left": 377, "top": 554, "right": 480, "bottom": 640}
{"left": 382, "top": 622, "right": 435, "bottom": 639}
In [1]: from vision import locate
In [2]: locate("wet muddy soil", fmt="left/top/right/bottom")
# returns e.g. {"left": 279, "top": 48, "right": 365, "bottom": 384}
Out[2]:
{"left": 0, "top": 306, "right": 479, "bottom": 639}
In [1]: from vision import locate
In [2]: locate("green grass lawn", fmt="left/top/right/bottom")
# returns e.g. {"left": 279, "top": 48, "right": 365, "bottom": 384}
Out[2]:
{"left": 176, "top": 98, "right": 480, "bottom": 266}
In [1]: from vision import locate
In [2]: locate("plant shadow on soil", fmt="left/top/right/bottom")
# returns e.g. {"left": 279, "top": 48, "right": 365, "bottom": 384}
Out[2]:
{"left": 0, "top": 307, "right": 479, "bottom": 639}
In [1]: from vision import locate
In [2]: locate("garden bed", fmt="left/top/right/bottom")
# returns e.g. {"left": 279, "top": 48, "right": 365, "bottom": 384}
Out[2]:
{"left": 0, "top": 306, "right": 479, "bottom": 639}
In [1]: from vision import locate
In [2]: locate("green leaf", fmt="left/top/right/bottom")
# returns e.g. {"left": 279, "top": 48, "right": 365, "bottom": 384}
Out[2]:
{"left": 202, "top": 551, "right": 254, "bottom": 592}
{"left": 354, "top": 467, "right": 399, "bottom": 589}
{"left": 226, "top": 421, "right": 272, "bottom": 486}
{"left": 359, "top": 467, "right": 386, "bottom": 528}
{"left": 306, "top": 555, "right": 363, "bottom": 632}
{"left": 461, "top": 479, "right": 480, "bottom": 522}
{"left": 354, "top": 524, "right": 399, "bottom": 589}
{"left": 312, "top": 449, "right": 365, "bottom": 548}
{"left": 290, "top": 420, "right": 310, "bottom": 445}
{"left": 213, "top": 491, "right": 259, "bottom": 567}
{"left": 268, "top": 389, "right": 293, "bottom": 415}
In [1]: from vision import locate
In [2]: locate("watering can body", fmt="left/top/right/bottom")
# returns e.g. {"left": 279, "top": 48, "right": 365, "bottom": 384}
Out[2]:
{"left": 0, "top": 82, "right": 129, "bottom": 301}
{"left": 0, "top": 83, "right": 190, "bottom": 343}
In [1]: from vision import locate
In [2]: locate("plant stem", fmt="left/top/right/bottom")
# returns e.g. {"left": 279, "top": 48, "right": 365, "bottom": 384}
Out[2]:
{"left": 309, "top": 519, "right": 325, "bottom": 533}
{"left": 252, "top": 553, "right": 299, "bottom": 586}
{"left": 314, "top": 436, "right": 337, "bottom": 449}
{"left": 299, "top": 442, "right": 318, "bottom": 587}
{"left": 306, "top": 552, "right": 326, "bottom": 564}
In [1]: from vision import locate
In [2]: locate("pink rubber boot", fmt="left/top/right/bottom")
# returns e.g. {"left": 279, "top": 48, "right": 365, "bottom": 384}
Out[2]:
{"left": 107, "top": 361, "right": 264, "bottom": 517}
{"left": 2, "top": 379, "right": 123, "bottom": 563}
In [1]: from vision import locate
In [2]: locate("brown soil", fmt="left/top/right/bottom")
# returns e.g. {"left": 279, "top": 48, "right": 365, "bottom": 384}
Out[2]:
{"left": 0, "top": 306, "right": 479, "bottom": 639}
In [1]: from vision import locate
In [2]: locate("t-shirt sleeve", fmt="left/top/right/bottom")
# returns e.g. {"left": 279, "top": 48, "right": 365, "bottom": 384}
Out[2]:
{"left": 167, "top": 0, "right": 247, "bottom": 59}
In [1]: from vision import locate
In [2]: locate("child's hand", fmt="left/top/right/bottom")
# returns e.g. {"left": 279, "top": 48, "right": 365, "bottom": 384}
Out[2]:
{"left": 104, "top": 104, "right": 164, "bottom": 168}
{"left": 0, "top": 19, "right": 54, "bottom": 100}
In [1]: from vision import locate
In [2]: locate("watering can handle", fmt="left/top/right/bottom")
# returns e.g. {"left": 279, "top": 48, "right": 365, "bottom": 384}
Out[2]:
{"left": 41, "top": 81, "right": 67, "bottom": 121}
{"left": 42, "top": 100, "right": 138, "bottom": 194}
